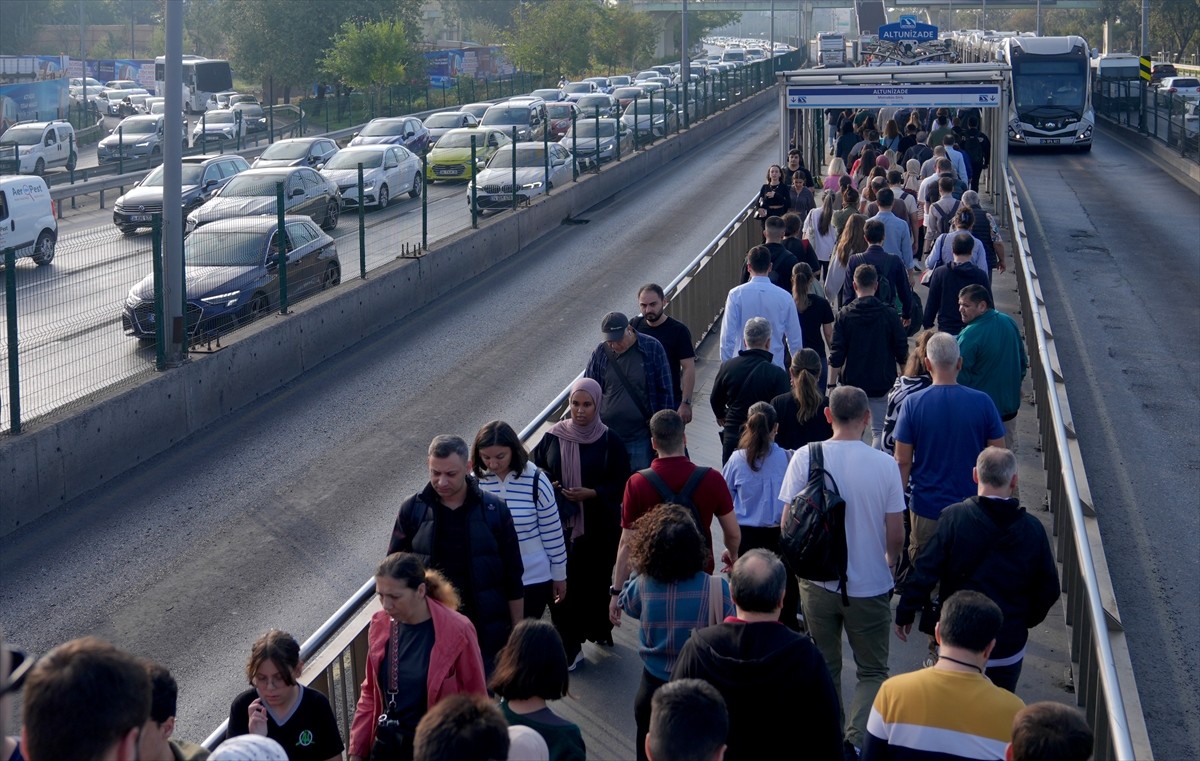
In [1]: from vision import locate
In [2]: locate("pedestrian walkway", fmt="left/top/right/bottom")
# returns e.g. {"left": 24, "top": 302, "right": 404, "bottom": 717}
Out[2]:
{"left": 546, "top": 266, "right": 1075, "bottom": 759}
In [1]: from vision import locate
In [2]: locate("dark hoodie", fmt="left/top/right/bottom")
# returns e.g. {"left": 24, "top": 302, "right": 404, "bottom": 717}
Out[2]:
{"left": 671, "top": 619, "right": 843, "bottom": 761}
{"left": 829, "top": 296, "right": 909, "bottom": 397}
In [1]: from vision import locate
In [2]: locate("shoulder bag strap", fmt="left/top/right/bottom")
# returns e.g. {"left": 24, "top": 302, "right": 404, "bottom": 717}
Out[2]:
{"left": 678, "top": 466, "right": 711, "bottom": 502}
{"left": 603, "top": 345, "right": 654, "bottom": 422}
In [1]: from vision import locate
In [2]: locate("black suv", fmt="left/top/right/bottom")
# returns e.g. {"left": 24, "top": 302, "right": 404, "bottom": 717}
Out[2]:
{"left": 1151, "top": 63, "right": 1177, "bottom": 87}
{"left": 113, "top": 154, "right": 251, "bottom": 234}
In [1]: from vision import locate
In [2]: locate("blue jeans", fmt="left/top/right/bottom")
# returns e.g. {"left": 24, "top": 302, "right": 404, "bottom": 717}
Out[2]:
{"left": 623, "top": 436, "right": 653, "bottom": 472}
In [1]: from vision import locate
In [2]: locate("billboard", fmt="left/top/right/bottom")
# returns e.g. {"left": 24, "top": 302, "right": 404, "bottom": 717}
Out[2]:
{"left": 66, "top": 58, "right": 156, "bottom": 93}
{"left": 0, "top": 78, "right": 69, "bottom": 127}
{"left": 423, "top": 46, "right": 514, "bottom": 89}
{"left": 879, "top": 16, "right": 938, "bottom": 43}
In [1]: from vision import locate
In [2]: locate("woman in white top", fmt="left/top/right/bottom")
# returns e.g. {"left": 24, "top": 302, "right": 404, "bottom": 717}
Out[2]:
{"left": 473, "top": 420, "right": 568, "bottom": 621}
{"left": 802, "top": 193, "right": 838, "bottom": 279}
{"left": 720, "top": 401, "right": 799, "bottom": 631}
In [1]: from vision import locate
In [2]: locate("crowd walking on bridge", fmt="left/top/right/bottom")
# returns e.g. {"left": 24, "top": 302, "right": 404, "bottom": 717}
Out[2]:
{"left": 1, "top": 105, "right": 1097, "bottom": 761}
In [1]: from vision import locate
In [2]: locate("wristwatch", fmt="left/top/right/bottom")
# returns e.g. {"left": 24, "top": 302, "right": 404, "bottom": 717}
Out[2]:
{"left": 609, "top": 585, "right": 621, "bottom": 597}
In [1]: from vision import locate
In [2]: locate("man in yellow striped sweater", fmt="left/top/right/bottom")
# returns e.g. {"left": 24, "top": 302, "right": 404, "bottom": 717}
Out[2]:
{"left": 862, "top": 591, "right": 1024, "bottom": 760}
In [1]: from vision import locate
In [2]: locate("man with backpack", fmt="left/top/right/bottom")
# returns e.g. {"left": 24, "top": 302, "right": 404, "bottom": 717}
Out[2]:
{"left": 778, "top": 385, "right": 905, "bottom": 757}
{"left": 840, "top": 219, "right": 915, "bottom": 318}
{"left": 711, "top": 317, "right": 790, "bottom": 463}
{"left": 924, "top": 175, "right": 963, "bottom": 259}
{"left": 609, "top": 410, "right": 741, "bottom": 627}
{"left": 959, "top": 116, "right": 991, "bottom": 192}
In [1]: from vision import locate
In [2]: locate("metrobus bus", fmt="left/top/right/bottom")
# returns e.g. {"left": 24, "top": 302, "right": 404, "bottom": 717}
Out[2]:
{"left": 154, "top": 55, "right": 233, "bottom": 113}
{"left": 994, "top": 36, "right": 1093, "bottom": 150}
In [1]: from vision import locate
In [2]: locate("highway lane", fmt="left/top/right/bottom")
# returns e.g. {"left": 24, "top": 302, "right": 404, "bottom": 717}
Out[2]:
{"left": 0, "top": 99, "right": 783, "bottom": 737}
{"left": 1011, "top": 138, "right": 1200, "bottom": 758}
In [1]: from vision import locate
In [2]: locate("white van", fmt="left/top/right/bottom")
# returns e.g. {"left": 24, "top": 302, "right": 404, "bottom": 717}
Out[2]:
{"left": 721, "top": 47, "right": 747, "bottom": 66}
{"left": 0, "top": 175, "right": 57, "bottom": 265}
{"left": 0, "top": 120, "right": 78, "bottom": 176}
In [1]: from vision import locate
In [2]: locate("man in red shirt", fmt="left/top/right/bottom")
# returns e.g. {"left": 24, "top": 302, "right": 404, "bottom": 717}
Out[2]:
{"left": 608, "top": 410, "right": 741, "bottom": 626}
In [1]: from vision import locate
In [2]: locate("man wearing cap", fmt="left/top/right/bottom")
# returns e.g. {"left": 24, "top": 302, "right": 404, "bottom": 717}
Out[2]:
{"left": 585, "top": 311, "right": 675, "bottom": 471}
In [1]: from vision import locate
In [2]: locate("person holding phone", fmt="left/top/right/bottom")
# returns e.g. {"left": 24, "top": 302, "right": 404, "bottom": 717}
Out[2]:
{"left": 227, "top": 630, "right": 343, "bottom": 761}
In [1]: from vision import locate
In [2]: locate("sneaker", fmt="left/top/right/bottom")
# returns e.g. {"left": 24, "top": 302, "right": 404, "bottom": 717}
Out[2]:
{"left": 567, "top": 651, "right": 585, "bottom": 672}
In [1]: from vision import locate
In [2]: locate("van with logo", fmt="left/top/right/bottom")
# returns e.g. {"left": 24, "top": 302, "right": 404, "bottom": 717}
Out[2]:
{"left": 0, "top": 175, "right": 57, "bottom": 265}
{"left": 0, "top": 120, "right": 78, "bottom": 176}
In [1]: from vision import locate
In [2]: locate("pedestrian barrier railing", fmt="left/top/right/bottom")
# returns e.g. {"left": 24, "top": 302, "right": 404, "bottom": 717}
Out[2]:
{"left": 1004, "top": 171, "right": 1153, "bottom": 760}
{"left": 198, "top": 189, "right": 762, "bottom": 750}
{"left": 1093, "top": 80, "right": 1198, "bottom": 164}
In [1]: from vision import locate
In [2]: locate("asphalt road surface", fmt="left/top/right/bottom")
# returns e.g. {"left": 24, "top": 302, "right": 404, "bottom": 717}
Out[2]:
{"left": 0, "top": 100, "right": 784, "bottom": 739}
{"left": 1011, "top": 136, "right": 1200, "bottom": 758}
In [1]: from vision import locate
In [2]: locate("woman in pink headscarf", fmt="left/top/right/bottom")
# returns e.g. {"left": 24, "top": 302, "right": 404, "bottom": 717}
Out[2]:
{"left": 531, "top": 377, "right": 631, "bottom": 667}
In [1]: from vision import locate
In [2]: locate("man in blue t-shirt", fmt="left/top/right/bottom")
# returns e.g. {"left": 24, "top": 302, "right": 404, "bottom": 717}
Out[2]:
{"left": 893, "top": 332, "right": 1004, "bottom": 566}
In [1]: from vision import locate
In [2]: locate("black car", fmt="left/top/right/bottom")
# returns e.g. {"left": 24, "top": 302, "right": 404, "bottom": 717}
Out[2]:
{"left": 1151, "top": 63, "right": 1177, "bottom": 87}
{"left": 186, "top": 166, "right": 340, "bottom": 232}
{"left": 122, "top": 215, "right": 340, "bottom": 340}
{"left": 232, "top": 102, "right": 268, "bottom": 133}
{"left": 113, "top": 154, "right": 251, "bottom": 234}
{"left": 251, "top": 137, "right": 339, "bottom": 169}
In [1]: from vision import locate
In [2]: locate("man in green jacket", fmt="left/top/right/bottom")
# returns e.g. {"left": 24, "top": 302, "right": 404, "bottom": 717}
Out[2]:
{"left": 956, "top": 284, "right": 1029, "bottom": 451}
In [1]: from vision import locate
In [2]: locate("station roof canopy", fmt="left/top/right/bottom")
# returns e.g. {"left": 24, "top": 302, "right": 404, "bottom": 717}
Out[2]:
{"left": 777, "top": 62, "right": 1010, "bottom": 87}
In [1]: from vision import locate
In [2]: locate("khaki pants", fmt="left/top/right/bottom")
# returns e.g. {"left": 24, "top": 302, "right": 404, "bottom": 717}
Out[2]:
{"left": 798, "top": 579, "right": 891, "bottom": 749}
{"left": 908, "top": 510, "right": 940, "bottom": 566}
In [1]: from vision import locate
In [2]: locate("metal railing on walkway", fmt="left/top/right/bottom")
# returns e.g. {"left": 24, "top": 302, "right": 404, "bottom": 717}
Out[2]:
{"left": 1093, "top": 80, "right": 1198, "bottom": 163}
{"left": 1004, "top": 171, "right": 1153, "bottom": 760}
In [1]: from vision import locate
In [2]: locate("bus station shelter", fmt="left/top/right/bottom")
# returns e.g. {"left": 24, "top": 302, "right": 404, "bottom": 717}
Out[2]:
{"left": 776, "top": 63, "right": 1012, "bottom": 220}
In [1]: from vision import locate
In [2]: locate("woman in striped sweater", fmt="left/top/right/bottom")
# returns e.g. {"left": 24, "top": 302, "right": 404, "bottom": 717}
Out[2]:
{"left": 473, "top": 421, "right": 569, "bottom": 628}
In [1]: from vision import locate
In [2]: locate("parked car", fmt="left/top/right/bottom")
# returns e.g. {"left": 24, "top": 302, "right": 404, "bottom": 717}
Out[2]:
{"left": 561, "top": 81, "right": 598, "bottom": 102}
{"left": 319, "top": 144, "right": 421, "bottom": 209}
{"left": 348, "top": 116, "right": 430, "bottom": 154}
{"left": 0, "top": 174, "right": 57, "bottom": 265}
{"left": 186, "top": 166, "right": 340, "bottom": 232}
{"left": 459, "top": 102, "right": 495, "bottom": 122}
{"left": 582, "top": 77, "right": 613, "bottom": 94}
{"left": 251, "top": 137, "right": 339, "bottom": 169}
{"left": 122, "top": 215, "right": 340, "bottom": 340}
{"left": 113, "top": 154, "right": 251, "bottom": 234}
{"left": 546, "top": 101, "right": 580, "bottom": 139}
{"left": 422, "top": 111, "right": 479, "bottom": 145}
{"left": 621, "top": 98, "right": 678, "bottom": 139}
{"left": 0, "top": 120, "right": 77, "bottom": 175}
{"left": 97, "top": 114, "right": 186, "bottom": 164}
{"left": 1160, "top": 76, "right": 1200, "bottom": 99}
{"left": 192, "top": 109, "right": 245, "bottom": 142}
{"left": 561, "top": 118, "right": 629, "bottom": 167}
{"left": 426, "top": 126, "right": 512, "bottom": 182}
{"left": 231, "top": 102, "right": 268, "bottom": 133}
{"left": 573, "top": 93, "right": 620, "bottom": 119}
{"left": 480, "top": 98, "right": 547, "bottom": 142}
{"left": 205, "top": 90, "right": 238, "bottom": 112}
{"left": 467, "top": 142, "right": 574, "bottom": 212}
{"left": 530, "top": 88, "right": 567, "bottom": 102}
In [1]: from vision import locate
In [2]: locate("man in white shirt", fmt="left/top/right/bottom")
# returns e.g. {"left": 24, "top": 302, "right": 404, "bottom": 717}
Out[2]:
{"left": 719, "top": 245, "right": 802, "bottom": 368}
{"left": 778, "top": 385, "right": 905, "bottom": 755}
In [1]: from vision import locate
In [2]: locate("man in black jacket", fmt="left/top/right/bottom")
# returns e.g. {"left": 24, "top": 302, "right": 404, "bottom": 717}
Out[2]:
{"left": 894, "top": 447, "right": 1060, "bottom": 692}
{"left": 388, "top": 434, "right": 525, "bottom": 672}
{"left": 840, "top": 218, "right": 914, "bottom": 322}
{"left": 710, "top": 317, "right": 790, "bottom": 463}
{"left": 740, "top": 216, "right": 797, "bottom": 294}
{"left": 672, "top": 550, "right": 842, "bottom": 761}
{"left": 829, "top": 265, "right": 909, "bottom": 449}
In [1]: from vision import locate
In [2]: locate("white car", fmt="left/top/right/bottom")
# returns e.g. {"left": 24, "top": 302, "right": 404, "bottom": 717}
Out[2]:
{"left": 467, "top": 142, "right": 574, "bottom": 212}
{"left": 140, "top": 97, "right": 165, "bottom": 115}
{"left": 319, "top": 144, "right": 422, "bottom": 209}
{"left": 68, "top": 77, "right": 104, "bottom": 103}
{"left": 1159, "top": 76, "right": 1200, "bottom": 100}
{"left": 192, "top": 109, "right": 245, "bottom": 142}
{"left": 205, "top": 90, "right": 239, "bottom": 112}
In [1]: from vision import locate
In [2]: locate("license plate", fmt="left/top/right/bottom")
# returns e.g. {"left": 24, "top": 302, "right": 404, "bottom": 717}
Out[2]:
{"left": 1040, "top": 138, "right": 1061, "bottom": 145}
{"left": 128, "top": 214, "right": 153, "bottom": 222}
{"left": 434, "top": 167, "right": 458, "bottom": 175}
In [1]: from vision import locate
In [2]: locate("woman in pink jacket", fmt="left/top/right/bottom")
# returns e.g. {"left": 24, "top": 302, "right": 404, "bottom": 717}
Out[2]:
{"left": 348, "top": 553, "right": 487, "bottom": 761}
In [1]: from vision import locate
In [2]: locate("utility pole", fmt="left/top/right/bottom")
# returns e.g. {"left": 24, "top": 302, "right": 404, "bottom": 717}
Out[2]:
{"left": 163, "top": 0, "right": 185, "bottom": 365}
{"left": 1036, "top": 0, "right": 1043, "bottom": 37}
{"left": 1140, "top": 0, "right": 1149, "bottom": 57}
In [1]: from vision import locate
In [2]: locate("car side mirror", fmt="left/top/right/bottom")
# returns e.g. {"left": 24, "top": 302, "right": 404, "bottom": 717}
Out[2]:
{"left": 385, "top": 161, "right": 397, "bottom": 169}
{"left": 290, "top": 188, "right": 304, "bottom": 198}
{"left": 204, "top": 178, "right": 218, "bottom": 188}
{"left": 405, "top": 131, "right": 414, "bottom": 138}
{"left": 315, "top": 162, "right": 324, "bottom": 170}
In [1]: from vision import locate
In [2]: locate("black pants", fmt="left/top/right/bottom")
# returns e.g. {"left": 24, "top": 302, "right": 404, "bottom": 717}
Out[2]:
{"left": 634, "top": 669, "right": 668, "bottom": 761}
{"left": 523, "top": 580, "right": 554, "bottom": 620}
{"left": 739, "top": 524, "right": 801, "bottom": 632}
{"left": 986, "top": 659, "right": 1023, "bottom": 693}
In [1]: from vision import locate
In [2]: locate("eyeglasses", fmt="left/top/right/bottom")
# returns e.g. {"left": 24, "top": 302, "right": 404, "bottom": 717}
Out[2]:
{"left": 0, "top": 646, "right": 33, "bottom": 698}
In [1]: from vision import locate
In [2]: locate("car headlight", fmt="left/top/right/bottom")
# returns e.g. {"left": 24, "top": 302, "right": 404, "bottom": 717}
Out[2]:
{"left": 521, "top": 181, "right": 543, "bottom": 190}
{"left": 362, "top": 180, "right": 375, "bottom": 191}
{"left": 135, "top": 141, "right": 151, "bottom": 147}
{"left": 200, "top": 290, "right": 240, "bottom": 307}
{"left": 186, "top": 215, "right": 198, "bottom": 232}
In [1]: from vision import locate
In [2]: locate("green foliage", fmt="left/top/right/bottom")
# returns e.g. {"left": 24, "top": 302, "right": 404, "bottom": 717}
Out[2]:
{"left": 506, "top": 0, "right": 599, "bottom": 77}
{"left": 320, "top": 19, "right": 414, "bottom": 91}
{"left": 591, "top": 3, "right": 658, "bottom": 71}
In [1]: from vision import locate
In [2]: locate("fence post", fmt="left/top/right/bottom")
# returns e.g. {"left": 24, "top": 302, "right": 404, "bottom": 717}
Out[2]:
{"left": 275, "top": 182, "right": 288, "bottom": 314}
{"left": 543, "top": 119, "right": 550, "bottom": 194}
{"left": 615, "top": 110, "right": 621, "bottom": 160}
{"left": 594, "top": 105, "right": 601, "bottom": 169}
{"left": 421, "top": 153, "right": 428, "bottom": 250}
{"left": 511, "top": 127, "right": 518, "bottom": 210}
{"left": 201, "top": 112, "right": 207, "bottom": 154}
{"left": 268, "top": 77, "right": 275, "bottom": 143}
{"left": 4, "top": 247, "right": 19, "bottom": 434}
{"left": 572, "top": 110, "right": 579, "bottom": 179}
{"left": 633, "top": 97, "right": 640, "bottom": 151}
{"left": 118, "top": 125, "right": 124, "bottom": 175}
{"left": 357, "top": 163, "right": 366, "bottom": 278}
{"left": 470, "top": 134, "right": 479, "bottom": 227}
{"left": 151, "top": 218, "right": 167, "bottom": 370}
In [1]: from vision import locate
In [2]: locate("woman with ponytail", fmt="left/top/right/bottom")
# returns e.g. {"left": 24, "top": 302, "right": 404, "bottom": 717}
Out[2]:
{"left": 771, "top": 348, "right": 833, "bottom": 452}
{"left": 791, "top": 262, "right": 834, "bottom": 391}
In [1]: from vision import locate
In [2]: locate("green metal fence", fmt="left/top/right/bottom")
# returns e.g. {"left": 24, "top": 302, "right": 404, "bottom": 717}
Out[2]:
{"left": 1093, "top": 80, "right": 1199, "bottom": 163}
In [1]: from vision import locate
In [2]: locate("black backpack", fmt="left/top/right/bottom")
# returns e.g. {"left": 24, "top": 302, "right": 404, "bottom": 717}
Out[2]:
{"left": 962, "top": 130, "right": 987, "bottom": 171}
{"left": 780, "top": 443, "right": 849, "bottom": 605}
{"left": 637, "top": 466, "right": 711, "bottom": 533}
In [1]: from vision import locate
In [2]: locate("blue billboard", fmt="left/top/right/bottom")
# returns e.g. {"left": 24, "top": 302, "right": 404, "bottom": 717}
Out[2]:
{"left": 0, "top": 79, "right": 69, "bottom": 130}
{"left": 879, "top": 16, "right": 938, "bottom": 43}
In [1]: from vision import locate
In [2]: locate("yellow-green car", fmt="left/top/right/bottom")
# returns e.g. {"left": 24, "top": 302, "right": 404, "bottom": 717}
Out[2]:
{"left": 426, "top": 127, "right": 512, "bottom": 182}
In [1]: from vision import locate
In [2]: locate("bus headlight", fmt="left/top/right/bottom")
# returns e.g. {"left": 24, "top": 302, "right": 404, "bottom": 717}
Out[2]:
{"left": 1077, "top": 125, "right": 1093, "bottom": 140}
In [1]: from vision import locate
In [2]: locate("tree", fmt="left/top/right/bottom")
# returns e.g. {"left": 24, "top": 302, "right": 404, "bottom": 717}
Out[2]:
{"left": 321, "top": 19, "right": 416, "bottom": 112}
{"left": 1151, "top": 0, "right": 1200, "bottom": 61}
{"left": 592, "top": 3, "right": 657, "bottom": 71}
{"left": 506, "top": 0, "right": 598, "bottom": 78}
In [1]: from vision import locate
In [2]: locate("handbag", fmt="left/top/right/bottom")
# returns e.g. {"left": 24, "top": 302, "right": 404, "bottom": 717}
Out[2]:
{"left": 370, "top": 621, "right": 410, "bottom": 761}
{"left": 917, "top": 510, "right": 1007, "bottom": 635}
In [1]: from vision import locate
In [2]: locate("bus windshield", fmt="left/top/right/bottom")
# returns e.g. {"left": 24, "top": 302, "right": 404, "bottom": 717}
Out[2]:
{"left": 1013, "top": 59, "right": 1086, "bottom": 114}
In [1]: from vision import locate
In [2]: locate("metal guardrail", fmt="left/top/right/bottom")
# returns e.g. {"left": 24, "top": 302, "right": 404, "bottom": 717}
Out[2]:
{"left": 1004, "top": 171, "right": 1153, "bottom": 760}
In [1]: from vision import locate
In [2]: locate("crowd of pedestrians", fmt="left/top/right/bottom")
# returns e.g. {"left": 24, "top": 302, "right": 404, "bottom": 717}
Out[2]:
{"left": 0, "top": 104, "right": 1089, "bottom": 761}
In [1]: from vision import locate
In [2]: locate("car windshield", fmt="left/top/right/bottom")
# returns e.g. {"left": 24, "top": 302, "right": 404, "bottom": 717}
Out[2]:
{"left": 220, "top": 173, "right": 289, "bottom": 197}
{"left": 186, "top": 231, "right": 268, "bottom": 267}
{"left": 119, "top": 119, "right": 158, "bottom": 134}
{"left": 236, "top": 105, "right": 264, "bottom": 117}
{"left": 0, "top": 126, "right": 44, "bottom": 145}
{"left": 481, "top": 108, "right": 529, "bottom": 125}
{"left": 142, "top": 164, "right": 206, "bottom": 187}
{"left": 424, "top": 113, "right": 461, "bottom": 129}
{"left": 360, "top": 120, "right": 406, "bottom": 136}
{"left": 614, "top": 88, "right": 642, "bottom": 99}
{"left": 206, "top": 111, "right": 235, "bottom": 124}
{"left": 569, "top": 122, "right": 617, "bottom": 138}
{"left": 260, "top": 141, "right": 311, "bottom": 159}
{"left": 576, "top": 96, "right": 609, "bottom": 108}
{"left": 531, "top": 90, "right": 560, "bottom": 99}
{"left": 546, "top": 104, "right": 574, "bottom": 118}
{"left": 434, "top": 132, "right": 484, "bottom": 149}
{"left": 626, "top": 100, "right": 668, "bottom": 113}
{"left": 563, "top": 83, "right": 592, "bottom": 93}
{"left": 489, "top": 149, "right": 547, "bottom": 168}
{"left": 323, "top": 150, "right": 384, "bottom": 169}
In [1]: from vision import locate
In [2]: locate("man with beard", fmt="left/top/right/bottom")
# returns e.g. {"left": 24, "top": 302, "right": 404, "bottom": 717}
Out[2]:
{"left": 631, "top": 284, "right": 697, "bottom": 425}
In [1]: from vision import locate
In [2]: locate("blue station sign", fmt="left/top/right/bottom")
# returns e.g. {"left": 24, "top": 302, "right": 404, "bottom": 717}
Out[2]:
{"left": 787, "top": 84, "right": 1001, "bottom": 109}
{"left": 879, "top": 15, "right": 939, "bottom": 43}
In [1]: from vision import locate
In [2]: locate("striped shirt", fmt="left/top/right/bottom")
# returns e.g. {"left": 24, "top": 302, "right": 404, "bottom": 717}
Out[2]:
{"left": 862, "top": 668, "right": 1025, "bottom": 761}
{"left": 477, "top": 462, "right": 567, "bottom": 585}
{"left": 618, "top": 571, "right": 734, "bottom": 681}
